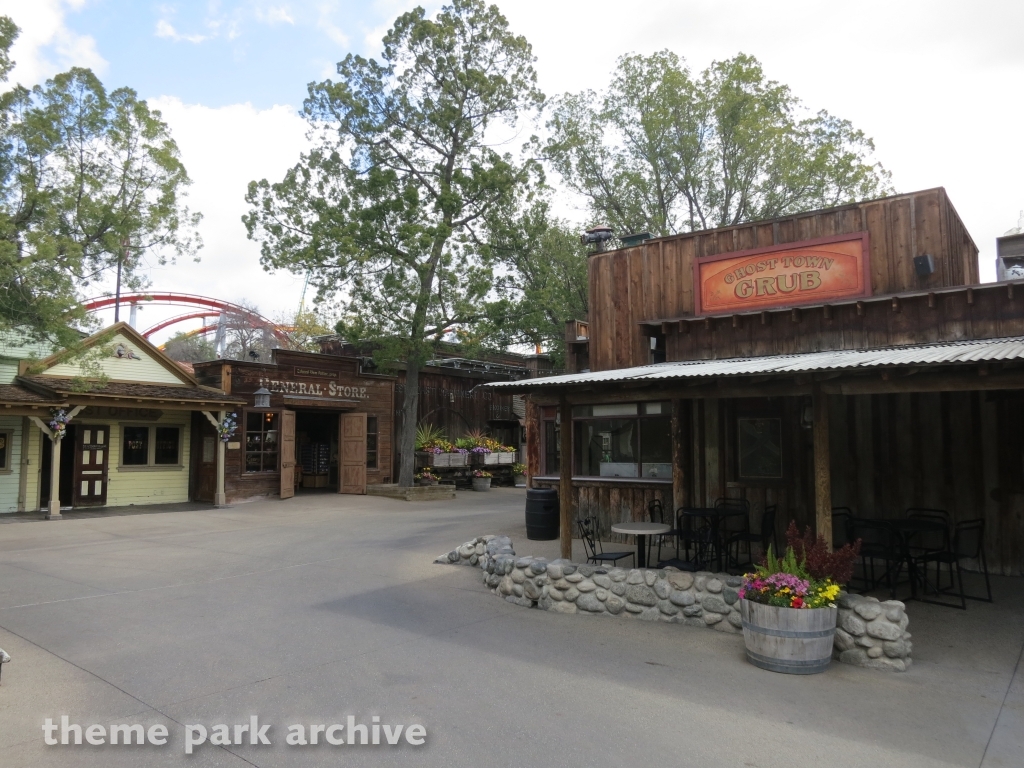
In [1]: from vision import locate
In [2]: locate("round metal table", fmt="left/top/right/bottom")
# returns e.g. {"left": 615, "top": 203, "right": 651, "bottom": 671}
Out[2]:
{"left": 681, "top": 507, "right": 748, "bottom": 572}
{"left": 610, "top": 522, "right": 671, "bottom": 569}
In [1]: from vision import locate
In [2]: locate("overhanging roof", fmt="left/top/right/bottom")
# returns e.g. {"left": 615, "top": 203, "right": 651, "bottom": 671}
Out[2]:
{"left": 482, "top": 336, "right": 1024, "bottom": 392}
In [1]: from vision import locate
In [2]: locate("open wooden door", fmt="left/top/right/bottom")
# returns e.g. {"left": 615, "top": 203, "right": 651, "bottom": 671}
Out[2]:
{"left": 280, "top": 409, "right": 296, "bottom": 499}
{"left": 339, "top": 412, "right": 367, "bottom": 495}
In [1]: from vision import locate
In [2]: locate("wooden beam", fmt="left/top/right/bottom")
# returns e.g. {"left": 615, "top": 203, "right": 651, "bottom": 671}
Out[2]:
{"left": 671, "top": 399, "right": 687, "bottom": 517}
{"left": 559, "top": 394, "right": 573, "bottom": 560}
{"left": 812, "top": 385, "right": 833, "bottom": 550}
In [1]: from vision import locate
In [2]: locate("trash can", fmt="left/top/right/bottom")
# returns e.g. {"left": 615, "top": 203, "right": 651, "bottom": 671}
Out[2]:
{"left": 525, "top": 488, "right": 559, "bottom": 540}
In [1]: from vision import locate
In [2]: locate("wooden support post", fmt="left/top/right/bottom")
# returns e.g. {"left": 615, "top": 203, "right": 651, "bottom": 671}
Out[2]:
{"left": 559, "top": 394, "right": 573, "bottom": 560}
{"left": 47, "top": 435, "right": 62, "bottom": 520}
{"left": 671, "top": 399, "right": 687, "bottom": 518}
{"left": 215, "top": 410, "right": 227, "bottom": 507}
{"left": 812, "top": 386, "right": 833, "bottom": 549}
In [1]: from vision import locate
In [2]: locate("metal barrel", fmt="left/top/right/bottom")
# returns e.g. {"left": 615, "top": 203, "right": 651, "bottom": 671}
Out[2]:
{"left": 525, "top": 489, "right": 559, "bottom": 541}
{"left": 740, "top": 600, "right": 837, "bottom": 675}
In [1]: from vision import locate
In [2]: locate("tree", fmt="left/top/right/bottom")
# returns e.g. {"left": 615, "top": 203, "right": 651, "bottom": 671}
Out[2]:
{"left": 545, "top": 51, "right": 892, "bottom": 237}
{"left": 486, "top": 197, "right": 588, "bottom": 365}
{"left": 244, "top": 0, "right": 543, "bottom": 486}
{"left": 0, "top": 17, "right": 200, "bottom": 349}
{"left": 163, "top": 331, "right": 216, "bottom": 363}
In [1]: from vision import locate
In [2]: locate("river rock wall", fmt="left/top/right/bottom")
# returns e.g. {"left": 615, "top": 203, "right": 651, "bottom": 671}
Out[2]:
{"left": 437, "top": 536, "right": 912, "bottom": 671}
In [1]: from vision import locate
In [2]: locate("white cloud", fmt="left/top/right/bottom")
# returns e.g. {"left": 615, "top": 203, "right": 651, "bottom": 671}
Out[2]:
{"left": 155, "top": 19, "right": 209, "bottom": 45}
{"left": 0, "top": 0, "right": 106, "bottom": 85}
{"left": 90, "top": 98, "right": 314, "bottom": 340}
{"left": 256, "top": 6, "right": 296, "bottom": 26}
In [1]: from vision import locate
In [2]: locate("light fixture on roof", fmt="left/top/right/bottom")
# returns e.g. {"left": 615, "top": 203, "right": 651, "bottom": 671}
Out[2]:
{"left": 581, "top": 225, "right": 615, "bottom": 253}
{"left": 253, "top": 387, "right": 271, "bottom": 408}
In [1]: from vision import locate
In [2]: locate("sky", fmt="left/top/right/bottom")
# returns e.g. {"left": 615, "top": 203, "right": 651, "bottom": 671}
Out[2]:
{"left": 3, "top": 0, "right": 1023, "bottom": 343}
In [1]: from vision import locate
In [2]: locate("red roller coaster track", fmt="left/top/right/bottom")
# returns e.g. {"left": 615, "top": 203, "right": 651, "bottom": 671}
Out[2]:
{"left": 81, "top": 292, "right": 292, "bottom": 342}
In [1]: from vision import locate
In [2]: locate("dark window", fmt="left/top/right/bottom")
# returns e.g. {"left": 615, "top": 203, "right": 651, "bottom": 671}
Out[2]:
{"left": 0, "top": 430, "right": 10, "bottom": 470}
{"left": 366, "top": 416, "right": 378, "bottom": 469}
{"left": 245, "top": 411, "right": 280, "bottom": 473}
{"left": 154, "top": 427, "right": 180, "bottom": 465}
{"left": 123, "top": 426, "right": 149, "bottom": 465}
{"left": 571, "top": 402, "right": 671, "bottom": 479}
{"left": 543, "top": 420, "right": 560, "bottom": 475}
{"left": 737, "top": 417, "right": 783, "bottom": 479}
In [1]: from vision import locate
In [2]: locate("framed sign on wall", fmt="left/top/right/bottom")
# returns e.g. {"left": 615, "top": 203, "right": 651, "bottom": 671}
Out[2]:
{"left": 694, "top": 233, "right": 871, "bottom": 316}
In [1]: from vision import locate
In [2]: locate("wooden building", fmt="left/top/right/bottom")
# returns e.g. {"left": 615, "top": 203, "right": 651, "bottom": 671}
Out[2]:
{"left": 193, "top": 350, "right": 396, "bottom": 502}
{"left": 489, "top": 188, "right": 1024, "bottom": 577}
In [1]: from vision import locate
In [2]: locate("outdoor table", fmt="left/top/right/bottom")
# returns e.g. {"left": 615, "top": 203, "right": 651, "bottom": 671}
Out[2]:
{"left": 610, "top": 522, "right": 671, "bottom": 569}
{"left": 890, "top": 517, "right": 947, "bottom": 600}
{"left": 681, "top": 507, "right": 748, "bottom": 572}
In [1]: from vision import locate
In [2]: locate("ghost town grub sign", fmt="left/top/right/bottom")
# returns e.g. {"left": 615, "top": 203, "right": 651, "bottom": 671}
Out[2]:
{"left": 693, "top": 233, "right": 871, "bottom": 316}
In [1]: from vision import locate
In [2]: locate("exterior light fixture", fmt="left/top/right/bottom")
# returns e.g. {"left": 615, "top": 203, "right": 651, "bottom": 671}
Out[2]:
{"left": 254, "top": 387, "right": 271, "bottom": 408}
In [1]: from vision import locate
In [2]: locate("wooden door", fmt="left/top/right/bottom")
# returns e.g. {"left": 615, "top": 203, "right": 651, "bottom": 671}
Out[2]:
{"left": 280, "top": 409, "right": 296, "bottom": 499}
{"left": 339, "top": 412, "right": 367, "bottom": 495}
{"left": 74, "top": 425, "right": 109, "bottom": 506}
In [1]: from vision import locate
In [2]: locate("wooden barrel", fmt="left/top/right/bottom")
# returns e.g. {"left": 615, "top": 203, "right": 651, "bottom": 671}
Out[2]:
{"left": 525, "top": 489, "right": 559, "bottom": 540}
{"left": 740, "top": 600, "right": 837, "bottom": 675}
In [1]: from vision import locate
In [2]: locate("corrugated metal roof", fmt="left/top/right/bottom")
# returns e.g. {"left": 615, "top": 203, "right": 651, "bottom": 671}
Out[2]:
{"left": 484, "top": 336, "right": 1024, "bottom": 390}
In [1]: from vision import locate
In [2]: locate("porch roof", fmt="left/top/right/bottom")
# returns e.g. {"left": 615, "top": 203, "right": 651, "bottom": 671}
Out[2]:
{"left": 483, "top": 336, "right": 1024, "bottom": 392}
{"left": 13, "top": 376, "right": 245, "bottom": 409}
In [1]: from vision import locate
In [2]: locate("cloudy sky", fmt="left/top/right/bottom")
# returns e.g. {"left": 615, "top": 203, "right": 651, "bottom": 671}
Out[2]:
{"left": 3, "top": 0, "right": 1023, "bottom": 341}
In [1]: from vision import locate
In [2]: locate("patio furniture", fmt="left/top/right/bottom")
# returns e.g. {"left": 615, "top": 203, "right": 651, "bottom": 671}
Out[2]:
{"left": 578, "top": 517, "right": 635, "bottom": 568}
{"left": 849, "top": 518, "right": 900, "bottom": 597}
{"left": 726, "top": 505, "right": 778, "bottom": 571}
{"left": 915, "top": 519, "right": 993, "bottom": 609}
{"left": 646, "top": 499, "right": 678, "bottom": 564}
{"left": 889, "top": 517, "right": 948, "bottom": 600}
{"left": 831, "top": 507, "right": 855, "bottom": 549}
{"left": 610, "top": 522, "right": 670, "bottom": 569}
{"left": 905, "top": 508, "right": 952, "bottom": 589}
{"left": 681, "top": 506, "right": 747, "bottom": 572}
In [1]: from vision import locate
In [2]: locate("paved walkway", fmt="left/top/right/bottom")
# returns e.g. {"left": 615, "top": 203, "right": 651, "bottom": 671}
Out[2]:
{"left": 0, "top": 489, "right": 1020, "bottom": 767}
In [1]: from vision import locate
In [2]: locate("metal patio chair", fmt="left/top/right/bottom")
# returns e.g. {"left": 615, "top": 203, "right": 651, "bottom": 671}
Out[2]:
{"left": 577, "top": 517, "right": 635, "bottom": 568}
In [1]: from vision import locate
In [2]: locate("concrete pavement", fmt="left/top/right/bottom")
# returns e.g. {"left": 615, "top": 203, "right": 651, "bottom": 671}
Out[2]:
{"left": 0, "top": 488, "right": 1021, "bottom": 767}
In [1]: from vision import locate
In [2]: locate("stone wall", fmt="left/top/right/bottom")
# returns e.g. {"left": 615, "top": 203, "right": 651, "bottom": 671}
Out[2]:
{"left": 437, "top": 536, "right": 912, "bottom": 672}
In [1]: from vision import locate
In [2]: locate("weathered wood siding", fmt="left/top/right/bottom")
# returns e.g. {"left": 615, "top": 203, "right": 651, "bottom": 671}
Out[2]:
{"left": 588, "top": 188, "right": 979, "bottom": 371}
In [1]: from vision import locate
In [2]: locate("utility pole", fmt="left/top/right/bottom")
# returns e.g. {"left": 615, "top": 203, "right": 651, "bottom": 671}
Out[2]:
{"left": 114, "top": 237, "right": 129, "bottom": 324}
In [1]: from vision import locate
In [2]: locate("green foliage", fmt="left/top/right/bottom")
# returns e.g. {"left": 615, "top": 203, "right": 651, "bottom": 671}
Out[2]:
{"left": 0, "top": 17, "right": 201, "bottom": 350}
{"left": 244, "top": 0, "right": 543, "bottom": 485}
{"left": 414, "top": 424, "right": 448, "bottom": 451}
{"left": 545, "top": 51, "right": 893, "bottom": 237}
{"left": 757, "top": 543, "right": 810, "bottom": 581}
{"left": 163, "top": 331, "right": 217, "bottom": 363}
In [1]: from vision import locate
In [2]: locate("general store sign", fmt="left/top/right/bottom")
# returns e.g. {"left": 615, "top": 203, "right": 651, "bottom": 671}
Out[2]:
{"left": 694, "top": 233, "right": 871, "bottom": 316}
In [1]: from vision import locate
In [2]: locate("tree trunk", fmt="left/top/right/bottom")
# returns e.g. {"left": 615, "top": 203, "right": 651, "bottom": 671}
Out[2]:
{"left": 398, "top": 361, "right": 421, "bottom": 487}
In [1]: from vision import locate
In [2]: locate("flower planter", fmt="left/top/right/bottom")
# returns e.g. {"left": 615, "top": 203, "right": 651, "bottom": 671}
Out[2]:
{"left": 471, "top": 477, "right": 492, "bottom": 492}
{"left": 447, "top": 452, "right": 468, "bottom": 467}
{"left": 471, "top": 453, "right": 499, "bottom": 465}
{"left": 496, "top": 452, "right": 515, "bottom": 464}
{"left": 513, "top": 474, "right": 527, "bottom": 487}
{"left": 416, "top": 478, "right": 439, "bottom": 486}
{"left": 739, "top": 599, "right": 837, "bottom": 675}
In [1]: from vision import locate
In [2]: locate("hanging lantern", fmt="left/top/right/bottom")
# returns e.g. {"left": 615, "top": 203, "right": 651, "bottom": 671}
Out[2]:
{"left": 253, "top": 387, "right": 271, "bottom": 408}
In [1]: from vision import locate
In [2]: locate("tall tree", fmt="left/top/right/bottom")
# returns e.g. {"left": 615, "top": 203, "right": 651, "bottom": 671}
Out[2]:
{"left": 545, "top": 52, "right": 892, "bottom": 237}
{"left": 0, "top": 17, "right": 201, "bottom": 349}
{"left": 244, "top": 0, "right": 543, "bottom": 486}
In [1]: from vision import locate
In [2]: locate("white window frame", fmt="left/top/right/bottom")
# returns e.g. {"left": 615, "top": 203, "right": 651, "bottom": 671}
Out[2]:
{"left": 0, "top": 429, "right": 12, "bottom": 473}
{"left": 118, "top": 424, "right": 184, "bottom": 471}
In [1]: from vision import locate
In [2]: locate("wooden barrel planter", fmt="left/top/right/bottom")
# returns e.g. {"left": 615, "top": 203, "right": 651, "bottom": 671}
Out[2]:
{"left": 471, "top": 477, "right": 492, "bottom": 492}
{"left": 740, "top": 600, "right": 837, "bottom": 675}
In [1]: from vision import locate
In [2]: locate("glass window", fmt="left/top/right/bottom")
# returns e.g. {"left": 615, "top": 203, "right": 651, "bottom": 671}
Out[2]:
{"left": 640, "top": 417, "right": 672, "bottom": 478}
{"left": 366, "top": 416, "right": 378, "bottom": 469}
{"left": 543, "top": 420, "right": 560, "bottom": 475}
{"left": 738, "top": 418, "right": 783, "bottom": 479}
{"left": 245, "top": 411, "right": 280, "bottom": 473}
{"left": 123, "top": 427, "right": 149, "bottom": 465}
{"left": 154, "top": 427, "right": 180, "bottom": 465}
{"left": 575, "top": 418, "right": 637, "bottom": 477}
{"left": 0, "top": 430, "right": 10, "bottom": 470}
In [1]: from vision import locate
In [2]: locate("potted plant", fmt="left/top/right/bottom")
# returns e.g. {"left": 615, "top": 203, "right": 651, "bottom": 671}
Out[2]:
{"left": 511, "top": 463, "right": 527, "bottom": 487}
{"left": 738, "top": 522, "right": 860, "bottom": 675}
{"left": 471, "top": 470, "right": 492, "bottom": 492}
{"left": 415, "top": 425, "right": 452, "bottom": 467}
{"left": 496, "top": 444, "right": 516, "bottom": 464}
{"left": 415, "top": 470, "right": 439, "bottom": 486}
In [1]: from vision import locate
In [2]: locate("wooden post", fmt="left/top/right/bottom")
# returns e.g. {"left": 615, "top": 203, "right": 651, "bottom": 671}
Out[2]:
{"left": 671, "top": 399, "right": 688, "bottom": 518}
{"left": 215, "top": 410, "right": 227, "bottom": 507}
{"left": 812, "top": 386, "right": 833, "bottom": 549}
{"left": 47, "top": 435, "right": 62, "bottom": 520}
{"left": 559, "top": 394, "right": 573, "bottom": 560}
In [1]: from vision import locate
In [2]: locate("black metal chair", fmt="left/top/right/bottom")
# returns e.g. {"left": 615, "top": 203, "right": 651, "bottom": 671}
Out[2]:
{"left": 577, "top": 517, "right": 635, "bottom": 567}
{"left": 831, "top": 507, "right": 855, "bottom": 549}
{"left": 726, "top": 505, "right": 778, "bottom": 571}
{"left": 906, "top": 508, "right": 952, "bottom": 589}
{"left": 850, "top": 518, "right": 900, "bottom": 597}
{"left": 915, "top": 519, "right": 993, "bottom": 609}
{"left": 647, "top": 498, "right": 677, "bottom": 564}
